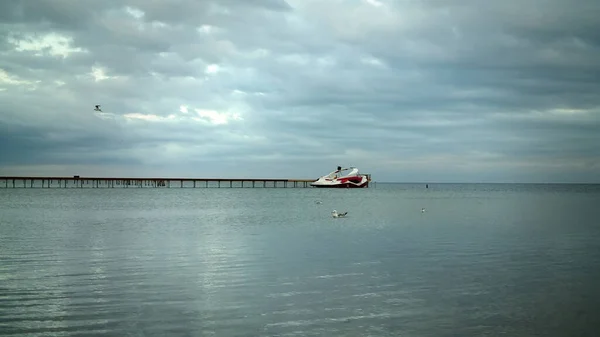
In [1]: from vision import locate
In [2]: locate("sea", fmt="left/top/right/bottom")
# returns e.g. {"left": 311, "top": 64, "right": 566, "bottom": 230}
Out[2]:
{"left": 1, "top": 183, "right": 599, "bottom": 336}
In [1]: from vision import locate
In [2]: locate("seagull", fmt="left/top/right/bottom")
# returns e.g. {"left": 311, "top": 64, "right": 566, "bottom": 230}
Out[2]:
{"left": 421, "top": 208, "right": 426, "bottom": 213}
{"left": 332, "top": 210, "right": 348, "bottom": 218}
{"left": 315, "top": 200, "right": 322, "bottom": 204}
{"left": 94, "top": 105, "right": 102, "bottom": 112}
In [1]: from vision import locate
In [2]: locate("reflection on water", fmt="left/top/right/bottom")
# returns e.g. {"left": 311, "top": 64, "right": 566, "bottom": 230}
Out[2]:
{"left": 1, "top": 185, "right": 599, "bottom": 336}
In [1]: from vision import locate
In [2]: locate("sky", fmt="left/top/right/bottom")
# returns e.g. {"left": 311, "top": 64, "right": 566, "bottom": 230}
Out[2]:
{"left": 0, "top": 0, "right": 599, "bottom": 183}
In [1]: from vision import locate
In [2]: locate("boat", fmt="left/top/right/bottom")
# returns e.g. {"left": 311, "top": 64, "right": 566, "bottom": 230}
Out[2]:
{"left": 310, "top": 166, "right": 370, "bottom": 188}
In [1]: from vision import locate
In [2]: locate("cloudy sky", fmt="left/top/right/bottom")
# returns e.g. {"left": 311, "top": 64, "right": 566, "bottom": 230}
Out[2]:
{"left": 1, "top": 0, "right": 599, "bottom": 183}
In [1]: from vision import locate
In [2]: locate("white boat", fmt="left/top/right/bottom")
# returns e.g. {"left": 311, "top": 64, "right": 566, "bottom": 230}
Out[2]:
{"left": 310, "top": 166, "right": 370, "bottom": 188}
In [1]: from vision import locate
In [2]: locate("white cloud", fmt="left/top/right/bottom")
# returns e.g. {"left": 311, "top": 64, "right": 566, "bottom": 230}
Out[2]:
{"left": 205, "top": 64, "right": 220, "bottom": 74}
{"left": 197, "top": 25, "right": 213, "bottom": 34}
{"left": 363, "top": 0, "right": 384, "bottom": 8}
{"left": 361, "top": 56, "right": 386, "bottom": 67}
{"left": 194, "top": 109, "right": 242, "bottom": 125}
{"left": 0, "top": 69, "right": 30, "bottom": 85}
{"left": 91, "top": 67, "right": 110, "bottom": 82}
{"left": 124, "top": 6, "right": 145, "bottom": 19}
{"left": 7, "top": 32, "right": 87, "bottom": 58}
{"left": 124, "top": 113, "right": 176, "bottom": 122}
{"left": 0, "top": 69, "right": 40, "bottom": 91}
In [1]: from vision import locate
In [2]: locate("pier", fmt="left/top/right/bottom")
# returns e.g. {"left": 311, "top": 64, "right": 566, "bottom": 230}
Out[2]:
{"left": 0, "top": 176, "right": 321, "bottom": 189}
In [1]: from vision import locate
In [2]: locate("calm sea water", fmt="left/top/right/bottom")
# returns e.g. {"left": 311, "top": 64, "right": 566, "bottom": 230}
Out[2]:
{"left": 1, "top": 183, "right": 599, "bottom": 336}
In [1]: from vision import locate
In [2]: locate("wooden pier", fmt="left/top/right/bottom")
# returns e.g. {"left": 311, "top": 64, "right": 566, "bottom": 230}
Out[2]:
{"left": 0, "top": 176, "right": 321, "bottom": 189}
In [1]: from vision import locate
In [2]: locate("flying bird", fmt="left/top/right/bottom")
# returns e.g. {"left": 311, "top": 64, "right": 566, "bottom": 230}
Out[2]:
{"left": 94, "top": 105, "right": 102, "bottom": 112}
{"left": 332, "top": 210, "right": 348, "bottom": 218}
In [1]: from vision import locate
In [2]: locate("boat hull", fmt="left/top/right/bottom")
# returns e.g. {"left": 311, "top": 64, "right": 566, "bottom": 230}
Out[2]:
{"left": 310, "top": 166, "right": 370, "bottom": 188}
{"left": 311, "top": 183, "right": 368, "bottom": 188}
{"left": 310, "top": 181, "right": 369, "bottom": 188}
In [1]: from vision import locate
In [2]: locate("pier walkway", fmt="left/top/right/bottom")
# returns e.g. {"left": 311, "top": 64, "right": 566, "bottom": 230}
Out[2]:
{"left": 0, "top": 176, "right": 319, "bottom": 189}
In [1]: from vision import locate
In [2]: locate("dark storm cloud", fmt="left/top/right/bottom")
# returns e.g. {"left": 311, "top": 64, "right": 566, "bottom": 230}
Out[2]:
{"left": 1, "top": 0, "right": 599, "bottom": 182}
{"left": 0, "top": 120, "right": 141, "bottom": 166}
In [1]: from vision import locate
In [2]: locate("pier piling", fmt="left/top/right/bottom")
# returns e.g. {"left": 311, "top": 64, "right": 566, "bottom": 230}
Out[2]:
{"left": 0, "top": 176, "right": 326, "bottom": 189}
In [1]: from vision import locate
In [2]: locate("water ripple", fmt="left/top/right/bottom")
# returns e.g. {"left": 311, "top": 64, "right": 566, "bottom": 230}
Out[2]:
{"left": 1, "top": 186, "right": 599, "bottom": 336}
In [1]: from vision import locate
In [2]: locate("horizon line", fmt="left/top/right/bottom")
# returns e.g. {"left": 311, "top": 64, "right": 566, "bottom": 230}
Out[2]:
{"left": 376, "top": 181, "right": 600, "bottom": 185}
{"left": 0, "top": 176, "right": 598, "bottom": 185}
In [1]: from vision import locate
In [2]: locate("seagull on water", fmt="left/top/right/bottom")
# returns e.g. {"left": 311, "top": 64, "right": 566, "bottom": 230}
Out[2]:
{"left": 332, "top": 210, "right": 348, "bottom": 218}
{"left": 94, "top": 105, "right": 102, "bottom": 112}
{"left": 421, "top": 208, "right": 426, "bottom": 213}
